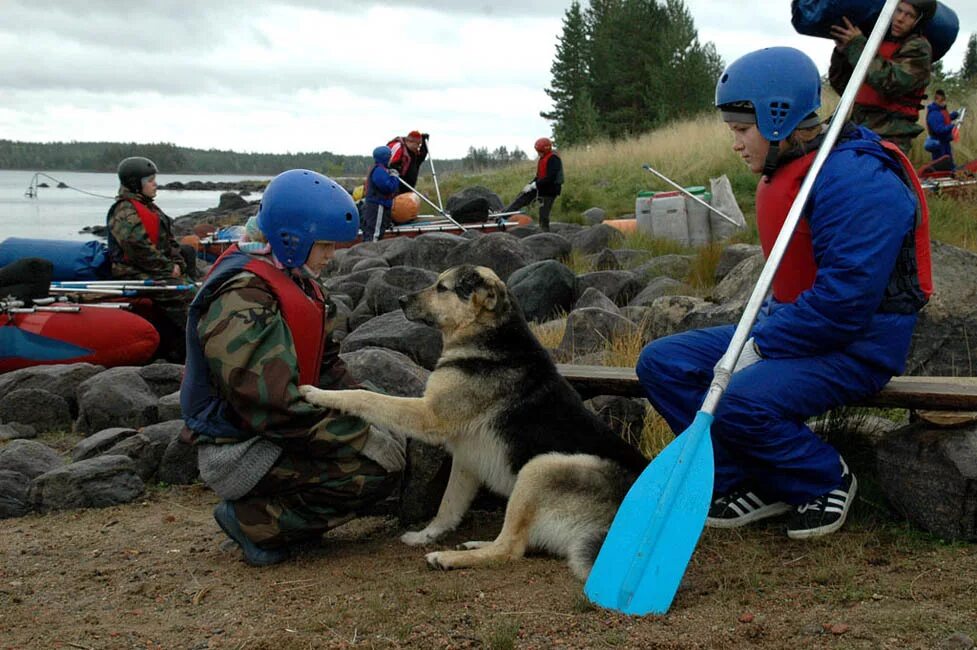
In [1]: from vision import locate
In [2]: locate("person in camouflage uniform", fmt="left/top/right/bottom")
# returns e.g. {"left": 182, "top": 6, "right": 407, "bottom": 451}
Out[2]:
{"left": 180, "top": 169, "right": 404, "bottom": 567}
{"left": 107, "top": 156, "right": 194, "bottom": 362}
{"left": 828, "top": 0, "right": 935, "bottom": 154}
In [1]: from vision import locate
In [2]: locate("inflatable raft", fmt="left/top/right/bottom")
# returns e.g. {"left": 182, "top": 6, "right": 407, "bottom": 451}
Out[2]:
{"left": 0, "top": 305, "right": 160, "bottom": 373}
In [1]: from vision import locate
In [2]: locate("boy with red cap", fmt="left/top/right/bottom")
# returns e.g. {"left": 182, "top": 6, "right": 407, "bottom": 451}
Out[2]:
{"left": 387, "top": 130, "right": 429, "bottom": 194}
{"left": 502, "top": 137, "right": 564, "bottom": 232}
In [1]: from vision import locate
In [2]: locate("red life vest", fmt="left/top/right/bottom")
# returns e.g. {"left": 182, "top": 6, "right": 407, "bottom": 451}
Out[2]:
{"left": 755, "top": 143, "right": 932, "bottom": 305}
{"left": 128, "top": 199, "right": 161, "bottom": 246}
{"left": 207, "top": 245, "right": 326, "bottom": 386}
{"left": 387, "top": 137, "right": 412, "bottom": 175}
{"left": 854, "top": 40, "right": 928, "bottom": 118}
{"left": 536, "top": 151, "right": 554, "bottom": 181}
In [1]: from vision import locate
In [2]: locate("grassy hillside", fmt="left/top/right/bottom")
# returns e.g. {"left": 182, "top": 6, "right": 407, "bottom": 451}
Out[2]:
{"left": 420, "top": 88, "right": 977, "bottom": 254}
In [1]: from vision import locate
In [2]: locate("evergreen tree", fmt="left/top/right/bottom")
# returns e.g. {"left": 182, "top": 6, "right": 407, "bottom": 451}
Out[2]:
{"left": 963, "top": 33, "right": 977, "bottom": 81}
{"left": 541, "top": 1, "right": 592, "bottom": 146}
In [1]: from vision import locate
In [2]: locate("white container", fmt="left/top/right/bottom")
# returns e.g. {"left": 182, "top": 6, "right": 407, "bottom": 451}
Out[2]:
{"left": 650, "top": 192, "right": 689, "bottom": 246}
{"left": 635, "top": 193, "right": 656, "bottom": 236}
{"left": 685, "top": 196, "right": 711, "bottom": 247}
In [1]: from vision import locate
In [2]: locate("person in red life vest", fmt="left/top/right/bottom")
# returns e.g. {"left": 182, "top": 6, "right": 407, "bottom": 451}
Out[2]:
{"left": 828, "top": 0, "right": 935, "bottom": 154}
{"left": 501, "top": 137, "right": 564, "bottom": 232}
{"left": 637, "top": 47, "right": 931, "bottom": 539}
{"left": 106, "top": 156, "right": 194, "bottom": 362}
{"left": 361, "top": 145, "right": 401, "bottom": 242}
{"left": 387, "top": 130, "right": 429, "bottom": 194}
{"left": 180, "top": 169, "right": 404, "bottom": 566}
{"left": 924, "top": 89, "right": 961, "bottom": 169}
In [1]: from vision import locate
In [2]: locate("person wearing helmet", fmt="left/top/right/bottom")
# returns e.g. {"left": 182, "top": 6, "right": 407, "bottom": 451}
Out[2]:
{"left": 180, "top": 170, "right": 404, "bottom": 566}
{"left": 637, "top": 48, "right": 931, "bottom": 540}
{"left": 387, "top": 130, "right": 430, "bottom": 194}
{"left": 924, "top": 89, "right": 960, "bottom": 169}
{"left": 361, "top": 145, "right": 402, "bottom": 242}
{"left": 501, "top": 137, "right": 564, "bottom": 231}
{"left": 107, "top": 156, "right": 193, "bottom": 362}
{"left": 828, "top": 0, "right": 935, "bottom": 153}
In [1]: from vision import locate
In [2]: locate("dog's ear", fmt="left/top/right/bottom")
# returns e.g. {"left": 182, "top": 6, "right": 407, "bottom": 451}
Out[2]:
{"left": 473, "top": 284, "right": 498, "bottom": 312}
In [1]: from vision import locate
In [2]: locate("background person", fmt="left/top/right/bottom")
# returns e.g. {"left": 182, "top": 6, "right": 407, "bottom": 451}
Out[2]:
{"left": 360, "top": 146, "right": 401, "bottom": 242}
{"left": 828, "top": 0, "right": 936, "bottom": 154}
{"left": 180, "top": 169, "right": 405, "bottom": 567}
{"left": 388, "top": 130, "right": 429, "bottom": 193}
{"left": 637, "top": 47, "right": 930, "bottom": 540}
{"left": 501, "top": 137, "right": 563, "bottom": 232}
{"left": 924, "top": 88, "right": 960, "bottom": 169}
{"left": 106, "top": 156, "right": 193, "bottom": 362}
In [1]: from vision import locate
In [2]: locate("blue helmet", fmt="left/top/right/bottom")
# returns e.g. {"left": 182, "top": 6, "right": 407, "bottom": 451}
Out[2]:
{"left": 715, "top": 47, "right": 821, "bottom": 141}
{"left": 257, "top": 169, "right": 359, "bottom": 267}
{"left": 373, "top": 146, "right": 392, "bottom": 165}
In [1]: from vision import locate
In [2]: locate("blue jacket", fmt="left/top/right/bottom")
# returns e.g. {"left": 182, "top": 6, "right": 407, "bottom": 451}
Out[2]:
{"left": 364, "top": 147, "right": 400, "bottom": 208}
{"left": 751, "top": 126, "right": 919, "bottom": 376}
{"left": 926, "top": 101, "right": 957, "bottom": 143}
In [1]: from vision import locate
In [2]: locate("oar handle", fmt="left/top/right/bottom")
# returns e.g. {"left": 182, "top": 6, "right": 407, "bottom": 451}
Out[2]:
{"left": 702, "top": 0, "right": 902, "bottom": 416}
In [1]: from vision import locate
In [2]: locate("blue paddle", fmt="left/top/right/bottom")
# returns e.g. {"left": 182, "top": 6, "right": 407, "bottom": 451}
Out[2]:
{"left": 584, "top": 0, "right": 902, "bottom": 615}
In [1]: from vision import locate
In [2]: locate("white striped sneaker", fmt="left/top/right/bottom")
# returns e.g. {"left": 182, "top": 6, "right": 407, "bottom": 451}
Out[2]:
{"left": 787, "top": 458, "right": 858, "bottom": 540}
{"left": 705, "top": 489, "right": 791, "bottom": 528}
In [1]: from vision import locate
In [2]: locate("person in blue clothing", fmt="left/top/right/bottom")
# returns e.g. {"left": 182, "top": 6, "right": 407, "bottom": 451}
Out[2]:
{"left": 360, "top": 145, "right": 401, "bottom": 242}
{"left": 924, "top": 89, "right": 960, "bottom": 169}
{"left": 636, "top": 47, "right": 931, "bottom": 539}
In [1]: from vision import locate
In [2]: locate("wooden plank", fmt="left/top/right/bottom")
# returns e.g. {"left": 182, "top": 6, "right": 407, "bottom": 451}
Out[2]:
{"left": 557, "top": 364, "right": 977, "bottom": 411}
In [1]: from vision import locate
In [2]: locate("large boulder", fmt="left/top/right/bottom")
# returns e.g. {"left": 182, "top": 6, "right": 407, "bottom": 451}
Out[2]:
{"left": 569, "top": 223, "right": 624, "bottom": 255}
{"left": 445, "top": 186, "right": 504, "bottom": 222}
{"left": 29, "top": 455, "right": 145, "bottom": 512}
{"left": 714, "top": 243, "right": 762, "bottom": 283}
{"left": 138, "top": 363, "right": 184, "bottom": 398}
{"left": 628, "top": 277, "right": 688, "bottom": 308}
{"left": 445, "top": 232, "right": 535, "bottom": 282}
{"left": 157, "top": 436, "right": 199, "bottom": 485}
{"left": 632, "top": 254, "right": 694, "bottom": 282}
{"left": 0, "top": 470, "right": 30, "bottom": 518}
{"left": 0, "top": 363, "right": 104, "bottom": 416}
{"left": 576, "top": 270, "right": 644, "bottom": 307}
{"left": 340, "top": 310, "right": 443, "bottom": 370}
{"left": 322, "top": 267, "right": 386, "bottom": 306}
{"left": 74, "top": 367, "right": 160, "bottom": 435}
{"left": 507, "top": 260, "right": 577, "bottom": 323}
{"left": 383, "top": 233, "right": 467, "bottom": 273}
{"left": 0, "top": 388, "right": 72, "bottom": 433}
{"left": 349, "top": 266, "right": 438, "bottom": 331}
{"left": 574, "top": 287, "right": 620, "bottom": 314}
{"left": 0, "top": 439, "right": 64, "bottom": 479}
{"left": 520, "top": 233, "right": 572, "bottom": 262}
{"left": 340, "top": 347, "right": 430, "bottom": 397}
{"left": 558, "top": 308, "right": 637, "bottom": 359}
{"left": 71, "top": 427, "right": 139, "bottom": 462}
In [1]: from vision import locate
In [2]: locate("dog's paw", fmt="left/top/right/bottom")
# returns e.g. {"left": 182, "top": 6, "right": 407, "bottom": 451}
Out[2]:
{"left": 458, "top": 540, "right": 491, "bottom": 550}
{"left": 297, "top": 385, "right": 319, "bottom": 401}
{"left": 425, "top": 551, "right": 452, "bottom": 571}
{"left": 298, "top": 385, "right": 336, "bottom": 408}
{"left": 401, "top": 529, "right": 440, "bottom": 546}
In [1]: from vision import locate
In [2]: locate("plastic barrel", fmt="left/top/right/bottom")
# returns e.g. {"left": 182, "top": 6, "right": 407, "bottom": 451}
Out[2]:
{"left": 650, "top": 191, "right": 689, "bottom": 246}
{"left": 635, "top": 191, "right": 658, "bottom": 236}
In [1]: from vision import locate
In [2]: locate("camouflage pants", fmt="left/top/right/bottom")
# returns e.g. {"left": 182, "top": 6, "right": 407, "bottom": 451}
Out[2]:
{"left": 233, "top": 418, "right": 398, "bottom": 548}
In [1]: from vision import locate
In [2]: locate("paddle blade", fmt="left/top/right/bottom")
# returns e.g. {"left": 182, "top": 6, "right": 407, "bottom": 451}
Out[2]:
{"left": 584, "top": 411, "right": 714, "bottom": 615}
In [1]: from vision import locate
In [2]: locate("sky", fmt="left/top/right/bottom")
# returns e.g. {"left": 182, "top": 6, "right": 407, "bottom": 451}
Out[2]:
{"left": 1, "top": 0, "right": 973, "bottom": 160}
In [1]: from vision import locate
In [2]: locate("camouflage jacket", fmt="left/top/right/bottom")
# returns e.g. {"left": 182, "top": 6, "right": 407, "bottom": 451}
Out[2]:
{"left": 829, "top": 33, "right": 932, "bottom": 141}
{"left": 196, "top": 268, "right": 365, "bottom": 444}
{"left": 107, "top": 187, "right": 185, "bottom": 280}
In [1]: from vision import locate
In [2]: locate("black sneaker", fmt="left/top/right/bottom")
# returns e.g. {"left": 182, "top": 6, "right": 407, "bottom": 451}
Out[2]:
{"left": 706, "top": 488, "right": 791, "bottom": 528}
{"left": 787, "top": 458, "right": 857, "bottom": 540}
{"left": 214, "top": 500, "right": 290, "bottom": 567}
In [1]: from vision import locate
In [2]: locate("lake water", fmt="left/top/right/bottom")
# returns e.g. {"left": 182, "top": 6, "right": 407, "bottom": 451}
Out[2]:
{"left": 0, "top": 170, "right": 271, "bottom": 242}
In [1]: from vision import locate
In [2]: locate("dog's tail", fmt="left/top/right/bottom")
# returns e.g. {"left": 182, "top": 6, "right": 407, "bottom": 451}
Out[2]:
{"left": 567, "top": 526, "right": 610, "bottom": 581}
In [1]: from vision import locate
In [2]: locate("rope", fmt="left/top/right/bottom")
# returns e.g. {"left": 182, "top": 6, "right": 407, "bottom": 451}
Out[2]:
{"left": 24, "top": 172, "right": 116, "bottom": 200}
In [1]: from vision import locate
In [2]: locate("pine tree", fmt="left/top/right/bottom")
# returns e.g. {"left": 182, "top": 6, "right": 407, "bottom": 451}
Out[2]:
{"left": 541, "top": 1, "right": 592, "bottom": 146}
{"left": 962, "top": 33, "right": 977, "bottom": 81}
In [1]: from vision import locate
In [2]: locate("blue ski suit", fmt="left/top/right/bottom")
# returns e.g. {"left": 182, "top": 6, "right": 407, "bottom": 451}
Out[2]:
{"left": 636, "top": 126, "right": 922, "bottom": 505}
{"left": 925, "top": 101, "right": 958, "bottom": 167}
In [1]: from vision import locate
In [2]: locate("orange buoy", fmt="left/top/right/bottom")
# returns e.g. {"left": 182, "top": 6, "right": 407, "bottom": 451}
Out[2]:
{"left": 180, "top": 234, "right": 202, "bottom": 252}
{"left": 391, "top": 193, "right": 420, "bottom": 224}
{"left": 507, "top": 213, "right": 534, "bottom": 226}
{"left": 603, "top": 218, "right": 637, "bottom": 233}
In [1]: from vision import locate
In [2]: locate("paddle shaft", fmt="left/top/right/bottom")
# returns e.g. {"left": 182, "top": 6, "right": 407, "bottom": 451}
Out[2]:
{"left": 396, "top": 176, "right": 468, "bottom": 232}
{"left": 425, "top": 140, "right": 445, "bottom": 212}
{"left": 641, "top": 165, "right": 741, "bottom": 227}
{"left": 702, "top": 0, "right": 901, "bottom": 416}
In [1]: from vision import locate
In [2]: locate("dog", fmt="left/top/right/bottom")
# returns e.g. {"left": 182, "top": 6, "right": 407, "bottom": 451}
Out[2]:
{"left": 299, "top": 264, "right": 648, "bottom": 579}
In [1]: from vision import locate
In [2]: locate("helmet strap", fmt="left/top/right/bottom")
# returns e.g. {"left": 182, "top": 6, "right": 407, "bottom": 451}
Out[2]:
{"left": 762, "top": 142, "right": 781, "bottom": 177}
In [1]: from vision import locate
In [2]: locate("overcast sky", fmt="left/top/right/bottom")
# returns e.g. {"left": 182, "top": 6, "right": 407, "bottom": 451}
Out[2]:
{"left": 1, "top": 0, "right": 973, "bottom": 160}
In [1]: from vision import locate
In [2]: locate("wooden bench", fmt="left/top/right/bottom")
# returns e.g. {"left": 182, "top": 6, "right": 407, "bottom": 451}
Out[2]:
{"left": 557, "top": 364, "right": 977, "bottom": 412}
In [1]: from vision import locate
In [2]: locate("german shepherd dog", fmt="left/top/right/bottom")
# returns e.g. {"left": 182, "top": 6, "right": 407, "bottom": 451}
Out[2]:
{"left": 299, "top": 265, "right": 647, "bottom": 579}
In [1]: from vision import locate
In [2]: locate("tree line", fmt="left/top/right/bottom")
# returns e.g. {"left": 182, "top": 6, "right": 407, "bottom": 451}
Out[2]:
{"left": 931, "top": 33, "right": 977, "bottom": 98}
{"left": 542, "top": 0, "right": 724, "bottom": 147}
{"left": 0, "top": 140, "right": 530, "bottom": 176}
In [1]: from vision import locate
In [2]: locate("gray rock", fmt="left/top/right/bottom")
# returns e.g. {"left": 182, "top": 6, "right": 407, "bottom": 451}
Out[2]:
{"left": 157, "top": 391, "right": 182, "bottom": 423}
{"left": 587, "top": 396, "right": 647, "bottom": 450}
{"left": 106, "top": 434, "right": 157, "bottom": 481}
{"left": 138, "top": 363, "right": 185, "bottom": 398}
{"left": 711, "top": 254, "right": 765, "bottom": 306}
{"left": 646, "top": 295, "right": 710, "bottom": 340}
{"left": 506, "top": 225, "right": 542, "bottom": 239}
{"left": 582, "top": 207, "right": 606, "bottom": 224}
{"left": 29, "top": 455, "right": 144, "bottom": 512}
{"left": 558, "top": 308, "right": 636, "bottom": 359}
{"left": 0, "top": 422, "right": 37, "bottom": 441}
{"left": 157, "top": 436, "right": 199, "bottom": 485}
{"left": 445, "top": 232, "right": 534, "bottom": 282}
{"left": 0, "top": 439, "right": 64, "bottom": 479}
{"left": 0, "top": 470, "right": 30, "bottom": 518}
{"left": 323, "top": 267, "right": 386, "bottom": 305}
{"left": 508, "top": 259, "right": 577, "bottom": 323}
{"left": 574, "top": 287, "right": 620, "bottom": 314}
{"left": 612, "top": 249, "right": 654, "bottom": 269}
{"left": 633, "top": 254, "right": 695, "bottom": 282}
{"left": 399, "top": 440, "right": 450, "bottom": 525}
{"left": 0, "top": 363, "right": 104, "bottom": 416}
{"left": 570, "top": 223, "right": 624, "bottom": 255}
{"left": 340, "top": 310, "right": 442, "bottom": 370}
{"left": 351, "top": 257, "right": 389, "bottom": 273}
{"left": 714, "top": 243, "right": 762, "bottom": 283}
{"left": 877, "top": 422, "right": 977, "bottom": 541}
{"left": 588, "top": 248, "right": 621, "bottom": 271}
{"left": 140, "top": 421, "right": 186, "bottom": 473}
{"left": 349, "top": 266, "right": 438, "bottom": 330}
{"left": 629, "top": 277, "right": 687, "bottom": 308}
{"left": 937, "top": 632, "right": 975, "bottom": 650}
{"left": 445, "top": 185, "right": 504, "bottom": 219}
{"left": 0, "top": 388, "right": 72, "bottom": 433}
{"left": 74, "top": 367, "right": 160, "bottom": 435}
{"left": 383, "top": 233, "right": 467, "bottom": 273}
{"left": 217, "top": 192, "right": 248, "bottom": 211}
{"left": 340, "top": 347, "right": 430, "bottom": 397}
{"left": 576, "top": 270, "right": 644, "bottom": 306}
{"left": 72, "top": 427, "right": 139, "bottom": 462}
{"left": 520, "top": 232, "right": 572, "bottom": 262}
